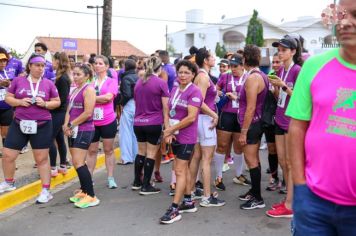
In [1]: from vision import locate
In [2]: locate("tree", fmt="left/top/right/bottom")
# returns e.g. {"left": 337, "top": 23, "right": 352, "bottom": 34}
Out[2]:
{"left": 245, "top": 10, "right": 264, "bottom": 47}
{"left": 101, "top": 0, "right": 112, "bottom": 57}
{"left": 215, "top": 42, "right": 226, "bottom": 58}
{"left": 167, "top": 43, "right": 176, "bottom": 55}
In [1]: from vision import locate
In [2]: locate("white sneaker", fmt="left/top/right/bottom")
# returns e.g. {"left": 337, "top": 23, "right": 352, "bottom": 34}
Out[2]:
{"left": 222, "top": 163, "right": 230, "bottom": 173}
{"left": 20, "top": 146, "right": 29, "bottom": 154}
{"left": 51, "top": 167, "right": 58, "bottom": 177}
{"left": 0, "top": 181, "right": 16, "bottom": 193}
{"left": 36, "top": 189, "right": 53, "bottom": 204}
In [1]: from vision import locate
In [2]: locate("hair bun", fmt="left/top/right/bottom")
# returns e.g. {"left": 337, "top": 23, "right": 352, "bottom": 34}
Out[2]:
{"left": 189, "top": 46, "right": 198, "bottom": 55}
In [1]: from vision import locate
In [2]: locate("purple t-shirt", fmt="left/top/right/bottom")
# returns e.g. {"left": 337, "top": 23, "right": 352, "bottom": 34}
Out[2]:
{"left": 8, "top": 76, "right": 59, "bottom": 121}
{"left": 134, "top": 75, "right": 170, "bottom": 126}
{"left": 199, "top": 71, "right": 217, "bottom": 114}
{"left": 238, "top": 71, "right": 268, "bottom": 125}
{"left": 217, "top": 73, "right": 243, "bottom": 113}
{"left": 44, "top": 60, "right": 55, "bottom": 81}
{"left": 69, "top": 84, "right": 94, "bottom": 131}
{"left": 275, "top": 64, "right": 301, "bottom": 130}
{"left": 162, "top": 63, "right": 176, "bottom": 92}
{"left": 6, "top": 57, "right": 23, "bottom": 79}
{"left": 169, "top": 84, "right": 203, "bottom": 144}
{"left": 0, "top": 70, "right": 12, "bottom": 109}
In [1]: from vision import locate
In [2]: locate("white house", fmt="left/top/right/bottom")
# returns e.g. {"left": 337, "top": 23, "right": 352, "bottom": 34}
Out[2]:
{"left": 168, "top": 9, "right": 332, "bottom": 58}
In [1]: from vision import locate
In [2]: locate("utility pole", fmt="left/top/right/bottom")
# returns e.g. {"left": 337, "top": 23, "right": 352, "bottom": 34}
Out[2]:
{"left": 165, "top": 25, "right": 168, "bottom": 52}
{"left": 87, "top": 5, "right": 104, "bottom": 55}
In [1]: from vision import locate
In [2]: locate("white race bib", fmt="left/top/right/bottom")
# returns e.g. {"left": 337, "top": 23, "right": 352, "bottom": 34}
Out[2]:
{"left": 72, "top": 126, "right": 79, "bottom": 139}
{"left": 19, "top": 120, "right": 37, "bottom": 134}
{"left": 277, "top": 88, "right": 287, "bottom": 108}
{"left": 0, "top": 89, "right": 6, "bottom": 101}
{"left": 169, "top": 118, "right": 180, "bottom": 135}
{"left": 93, "top": 107, "right": 104, "bottom": 120}
{"left": 232, "top": 100, "right": 239, "bottom": 108}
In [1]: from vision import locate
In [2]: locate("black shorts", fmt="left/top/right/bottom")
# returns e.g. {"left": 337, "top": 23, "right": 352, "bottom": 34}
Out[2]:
{"left": 217, "top": 111, "right": 241, "bottom": 133}
{"left": 0, "top": 109, "right": 13, "bottom": 126}
{"left": 262, "top": 124, "right": 276, "bottom": 143}
{"left": 134, "top": 125, "right": 162, "bottom": 145}
{"left": 275, "top": 123, "right": 288, "bottom": 135}
{"left": 5, "top": 120, "right": 52, "bottom": 150}
{"left": 246, "top": 121, "right": 263, "bottom": 145}
{"left": 171, "top": 141, "right": 195, "bottom": 161}
{"left": 68, "top": 131, "right": 94, "bottom": 150}
{"left": 92, "top": 119, "right": 118, "bottom": 142}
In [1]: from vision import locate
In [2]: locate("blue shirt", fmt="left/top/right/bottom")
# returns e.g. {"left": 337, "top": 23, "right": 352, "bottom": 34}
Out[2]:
{"left": 162, "top": 63, "right": 176, "bottom": 92}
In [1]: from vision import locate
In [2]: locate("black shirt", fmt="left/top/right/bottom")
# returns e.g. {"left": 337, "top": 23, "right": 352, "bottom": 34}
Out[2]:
{"left": 52, "top": 73, "right": 71, "bottom": 113}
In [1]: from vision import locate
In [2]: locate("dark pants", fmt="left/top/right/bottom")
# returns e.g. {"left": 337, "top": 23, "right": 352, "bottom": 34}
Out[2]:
{"left": 293, "top": 184, "right": 356, "bottom": 236}
{"left": 49, "top": 111, "right": 67, "bottom": 167}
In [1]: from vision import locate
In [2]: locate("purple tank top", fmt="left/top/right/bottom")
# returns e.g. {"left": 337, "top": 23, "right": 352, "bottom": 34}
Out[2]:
{"left": 199, "top": 70, "right": 217, "bottom": 114}
{"left": 238, "top": 70, "right": 268, "bottom": 125}
{"left": 69, "top": 84, "right": 94, "bottom": 131}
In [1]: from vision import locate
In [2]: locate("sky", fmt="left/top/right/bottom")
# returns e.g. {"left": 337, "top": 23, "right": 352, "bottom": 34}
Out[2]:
{"left": 0, "top": 0, "right": 332, "bottom": 55}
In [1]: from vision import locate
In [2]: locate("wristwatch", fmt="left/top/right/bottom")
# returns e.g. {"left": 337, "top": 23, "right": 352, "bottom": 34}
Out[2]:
{"left": 282, "top": 85, "right": 288, "bottom": 91}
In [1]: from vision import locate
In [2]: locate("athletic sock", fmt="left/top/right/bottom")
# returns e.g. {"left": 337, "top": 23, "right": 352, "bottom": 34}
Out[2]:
{"left": 233, "top": 152, "right": 244, "bottom": 176}
{"left": 42, "top": 184, "right": 50, "bottom": 190}
{"left": 76, "top": 165, "right": 95, "bottom": 197}
{"left": 214, "top": 152, "right": 225, "bottom": 179}
{"left": 171, "top": 203, "right": 178, "bottom": 209}
{"left": 134, "top": 154, "right": 145, "bottom": 184}
{"left": 143, "top": 158, "right": 155, "bottom": 188}
{"left": 5, "top": 178, "right": 14, "bottom": 184}
{"left": 268, "top": 154, "right": 279, "bottom": 180}
{"left": 184, "top": 194, "right": 192, "bottom": 203}
{"left": 171, "top": 170, "right": 176, "bottom": 185}
{"left": 249, "top": 167, "right": 262, "bottom": 200}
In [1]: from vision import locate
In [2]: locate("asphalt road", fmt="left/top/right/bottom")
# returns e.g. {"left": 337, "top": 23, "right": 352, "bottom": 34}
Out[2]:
{"left": 0, "top": 150, "right": 291, "bottom": 236}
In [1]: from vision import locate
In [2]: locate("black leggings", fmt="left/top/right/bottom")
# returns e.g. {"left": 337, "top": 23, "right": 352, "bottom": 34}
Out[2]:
{"left": 49, "top": 111, "right": 67, "bottom": 167}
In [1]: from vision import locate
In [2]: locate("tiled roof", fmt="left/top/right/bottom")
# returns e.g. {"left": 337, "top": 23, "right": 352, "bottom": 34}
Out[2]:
{"left": 36, "top": 36, "right": 148, "bottom": 58}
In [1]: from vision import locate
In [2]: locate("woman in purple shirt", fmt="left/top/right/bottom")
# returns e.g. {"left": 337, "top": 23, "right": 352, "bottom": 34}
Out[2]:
{"left": 132, "top": 56, "right": 169, "bottom": 195}
{"left": 0, "top": 53, "right": 60, "bottom": 203}
{"left": 160, "top": 60, "right": 202, "bottom": 224}
{"left": 238, "top": 45, "right": 268, "bottom": 210}
{"left": 189, "top": 47, "right": 225, "bottom": 207}
{"left": 266, "top": 35, "right": 303, "bottom": 218}
{"left": 63, "top": 64, "right": 99, "bottom": 209}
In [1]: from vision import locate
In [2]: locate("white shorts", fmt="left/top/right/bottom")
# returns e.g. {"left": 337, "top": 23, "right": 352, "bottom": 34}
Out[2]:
{"left": 197, "top": 114, "right": 217, "bottom": 147}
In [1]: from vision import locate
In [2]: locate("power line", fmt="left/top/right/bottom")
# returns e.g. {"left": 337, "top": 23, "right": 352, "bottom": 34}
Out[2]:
{"left": 0, "top": 2, "right": 324, "bottom": 29}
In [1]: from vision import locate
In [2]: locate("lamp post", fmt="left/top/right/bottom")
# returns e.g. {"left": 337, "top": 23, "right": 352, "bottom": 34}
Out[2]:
{"left": 87, "top": 5, "right": 103, "bottom": 55}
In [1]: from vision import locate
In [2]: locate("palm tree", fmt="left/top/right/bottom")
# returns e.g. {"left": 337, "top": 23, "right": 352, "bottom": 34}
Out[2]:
{"left": 101, "top": 0, "right": 112, "bottom": 57}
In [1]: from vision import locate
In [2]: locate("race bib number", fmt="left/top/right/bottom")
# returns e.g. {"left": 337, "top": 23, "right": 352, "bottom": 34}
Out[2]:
{"left": 19, "top": 120, "right": 37, "bottom": 134}
{"left": 93, "top": 107, "right": 104, "bottom": 120}
{"left": 277, "top": 89, "right": 287, "bottom": 108}
{"left": 72, "top": 126, "right": 79, "bottom": 139}
{"left": 169, "top": 118, "right": 180, "bottom": 135}
{"left": 0, "top": 89, "right": 6, "bottom": 101}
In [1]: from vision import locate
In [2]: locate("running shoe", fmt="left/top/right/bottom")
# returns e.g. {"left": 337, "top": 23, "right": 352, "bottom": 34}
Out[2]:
{"left": 160, "top": 206, "right": 182, "bottom": 224}
{"left": 195, "top": 180, "right": 203, "bottom": 191}
{"left": 20, "top": 146, "right": 29, "bottom": 154}
{"left": 214, "top": 177, "right": 226, "bottom": 191}
{"left": 169, "top": 183, "right": 176, "bottom": 196}
{"left": 168, "top": 153, "right": 175, "bottom": 161}
{"left": 107, "top": 177, "right": 118, "bottom": 189}
{"left": 200, "top": 194, "right": 226, "bottom": 207}
{"left": 154, "top": 171, "right": 163, "bottom": 183}
{"left": 222, "top": 163, "right": 230, "bottom": 172}
{"left": 161, "top": 155, "right": 171, "bottom": 164}
{"left": 192, "top": 188, "right": 203, "bottom": 200}
{"left": 36, "top": 189, "right": 53, "bottom": 204}
{"left": 139, "top": 185, "right": 161, "bottom": 195}
{"left": 74, "top": 195, "right": 100, "bottom": 209}
{"left": 69, "top": 189, "right": 87, "bottom": 203}
{"left": 131, "top": 181, "right": 142, "bottom": 191}
{"left": 226, "top": 156, "right": 234, "bottom": 165}
{"left": 271, "top": 199, "right": 286, "bottom": 210}
{"left": 266, "top": 204, "right": 293, "bottom": 218}
{"left": 238, "top": 190, "right": 254, "bottom": 201}
{"left": 233, "top": 175, "right": 251, "bottom": 186}
{"left": 0, "top": 181, "right": 16, "bottom": 193}
{"left": 259, "top": 143, "right": 267, "bottom": 150}
{"left": 58, "top": 166, "right": 68, "bottom": 175}
{"left": 51, "top": 167, "right": 58, "bottom": 177}
{"left": 266, "top": 178, "right": 281, "bottom": 191}
{"left": 279, "top": 184, "right": 287, "bottom": 194}
{"left": 178, "top": 201, "right": 198, "bottom": 213}
{"left": 240, "top": 197, "right": 265, "bottom": 210}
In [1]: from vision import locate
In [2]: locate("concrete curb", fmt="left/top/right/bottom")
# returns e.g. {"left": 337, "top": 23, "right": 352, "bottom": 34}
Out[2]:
{"left": 0, "top": 148, "right": 121, "bottom": 213}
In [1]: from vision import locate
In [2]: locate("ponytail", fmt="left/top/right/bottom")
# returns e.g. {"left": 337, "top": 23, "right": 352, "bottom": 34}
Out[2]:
{"left": 143, "top": 56, "right": 162, "bottom": 83}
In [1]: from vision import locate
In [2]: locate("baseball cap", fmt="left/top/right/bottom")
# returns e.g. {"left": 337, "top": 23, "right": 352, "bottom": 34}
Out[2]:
{"left": 218, "top": 59, "right": 230, "bottom": 66}
{"left": 272, "top": 35, "right": 298, "bottom": 49}
{"left": 0, "top": 53, "right": 8, "bottom": 61}
{"left": 229, "top": 55, "right": 243, "bottom": 66}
